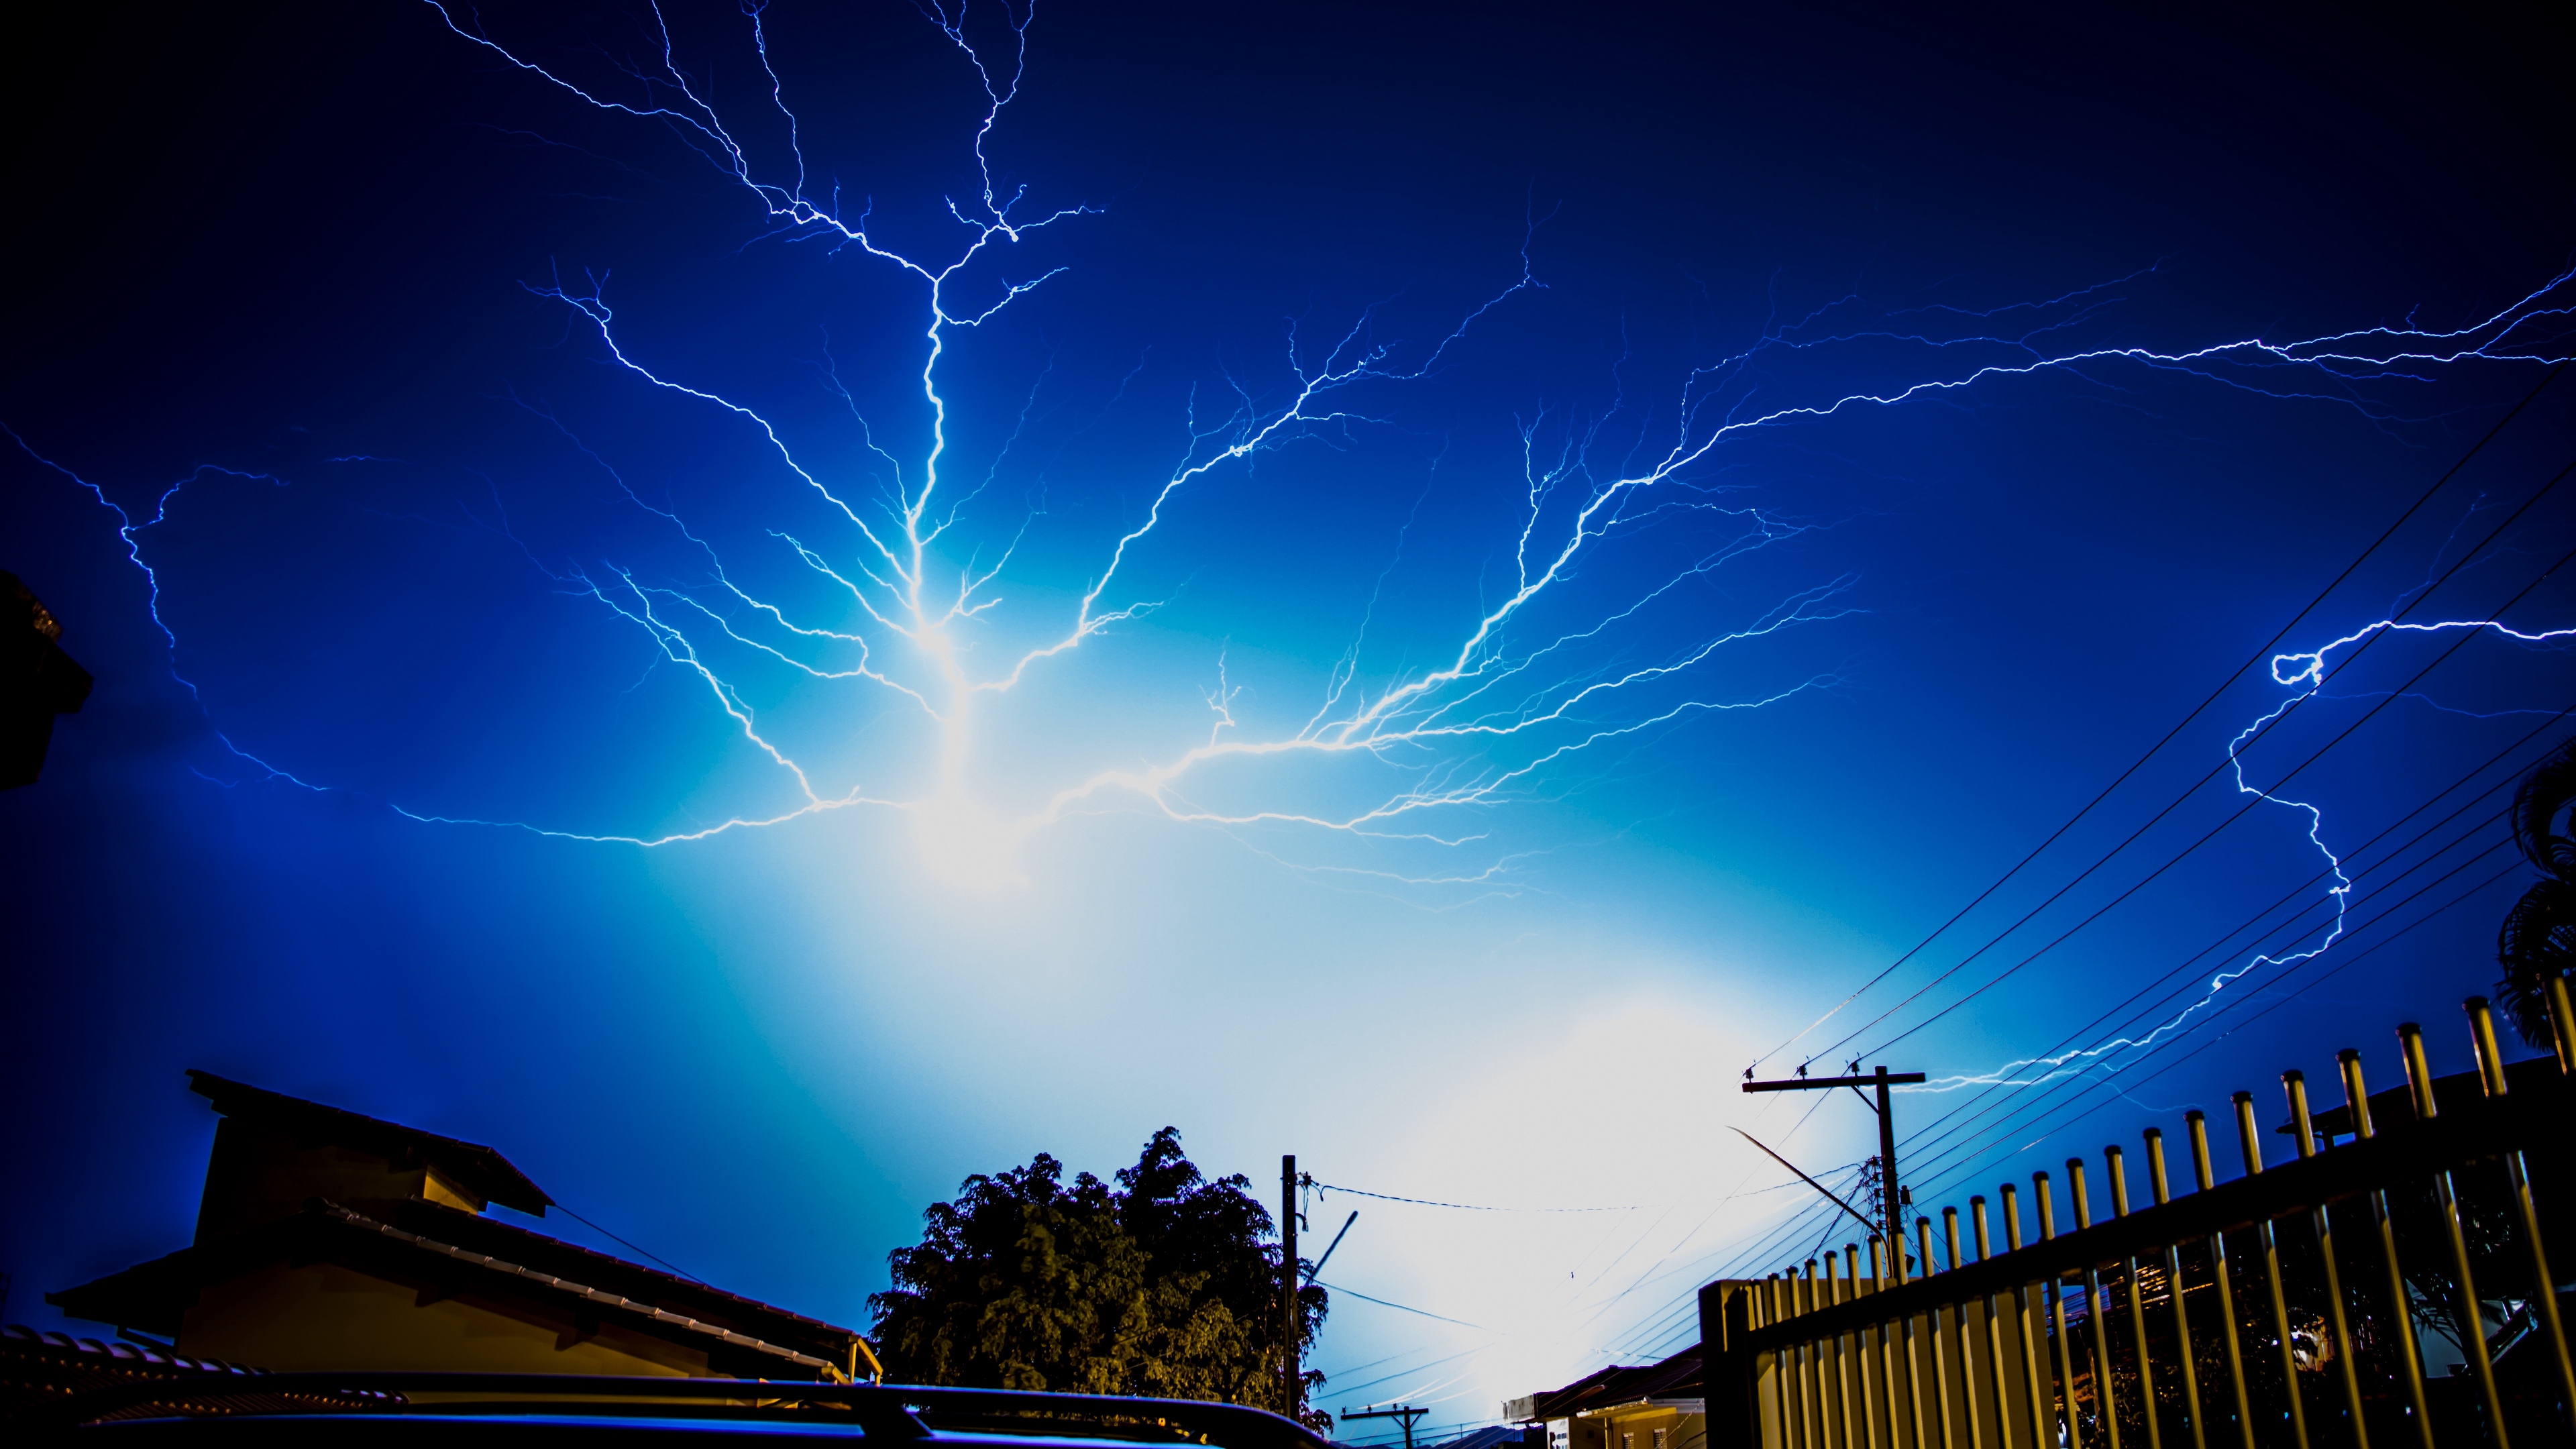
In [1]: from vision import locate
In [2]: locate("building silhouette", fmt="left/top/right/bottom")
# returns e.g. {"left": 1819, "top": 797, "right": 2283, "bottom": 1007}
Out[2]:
{"left": 47, "top": 1072, "right": 872, "bottom": 1382}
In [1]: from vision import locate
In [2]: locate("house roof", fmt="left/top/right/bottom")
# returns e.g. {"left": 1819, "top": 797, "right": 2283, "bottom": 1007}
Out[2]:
{"left": 0, "top": 1324, "right": 398, "bottom": 1421}
{"left": 363, "top": 1195, "right": 861, "bottom": 1360}
{"left": 186, "top": 1071, "right": 552, "bottom": 1215}
{"left": 2, "top": 1323, "right": 265, "bottom": 1380}
{"left": 50, "top": 1199, "right": 858, "bottom": 1381}
{"left": 1423, "top": 1428, "right": 1535, "bottom": 1449}
{"left": 1515, "top": 1343, "right": 1701, "bottom": 1421}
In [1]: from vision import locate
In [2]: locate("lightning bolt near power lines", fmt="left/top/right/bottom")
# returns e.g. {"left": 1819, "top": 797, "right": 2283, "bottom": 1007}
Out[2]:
{"left": 1915, "top": 613, "right": 2576, "bottom": 1094}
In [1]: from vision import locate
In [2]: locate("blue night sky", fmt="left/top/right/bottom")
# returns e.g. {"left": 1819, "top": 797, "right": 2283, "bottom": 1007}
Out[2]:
{"left": 5, "top": 1, "right": 2573, "bottom": 1434}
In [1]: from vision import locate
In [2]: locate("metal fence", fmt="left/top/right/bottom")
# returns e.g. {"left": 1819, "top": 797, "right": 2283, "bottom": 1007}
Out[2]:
{"left": 1699, "top": 986, "right": 2576, "bottom": 1448}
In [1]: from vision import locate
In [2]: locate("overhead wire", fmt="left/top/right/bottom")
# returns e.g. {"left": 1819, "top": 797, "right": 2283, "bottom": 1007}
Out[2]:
{"left": 1334, "top": 392, "right": 2575, "bottom": 1377}
{"left": 1578, "top": 519, "right": 2575, "bottom": 1367}
{"left": 1886, "top": 672, "right": 2574, "bottom": 1172}
{"left": 1902, "top": 849, "right": 2529, "bottom": 1206}
{"left": 1711, "top": 846, "right": 2534, "bottom": 1283}
{"left": 1903, "top": 822, "right": 2524, "bottom": 1193}
{"left": 1896, "top": 767, "right": 2551, "bottom": 1186}
{"left": 1837, "top": 466, "right": 2576, "bottom": 1064}
{"left": 1749, "top": 361, "right": 2568, "bottom": 1073}
{"left": 1700, "top": 449, "right": 2576, "bottom": 1281}
{"left": 2081, "top": 857, "right": 2530, "bottom": 1093}
{"left": 1889, "top": 690, "right": 2575, "bottom": 1159}
{"left": 1315, "top": 1184, "right": 1639, "bottom": 1213}
{"left": 1889, "top": 704, "right": 2567, "bottom": 1169}
{"left": 1301, "top": 1093, "right": 1837, "bottom": 1403}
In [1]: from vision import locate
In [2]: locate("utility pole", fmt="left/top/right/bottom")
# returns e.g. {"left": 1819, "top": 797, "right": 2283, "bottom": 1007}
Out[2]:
{"left": 1344, "top": 1404, "right": 1429, "bottom": 1449}
{"left": 1281, "top": 1154, "right": 1300, "bottom": 1417}
{"left": 1741, "top": 1065, "right": 1925, "bottom": 1277}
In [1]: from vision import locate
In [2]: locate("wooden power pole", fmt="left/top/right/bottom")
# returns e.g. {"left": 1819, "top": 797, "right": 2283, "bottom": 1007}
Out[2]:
{"left": 1742, "top": 1065, "right": 1925, "bottom": 1277}
{"left": 1344, "top": 1404, "right": 1428, "bottom": 1449}
{"left": 1281, "top": 1154, "right": 1299, "bottom": 1416}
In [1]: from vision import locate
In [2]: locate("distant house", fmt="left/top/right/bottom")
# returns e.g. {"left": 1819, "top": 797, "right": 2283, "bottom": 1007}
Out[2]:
{"left": 49, "top": 1071, "right": 874, "bottom": 1383}
{"left": 1505, "top": 1343, "right": 1703, "bottom": 1449}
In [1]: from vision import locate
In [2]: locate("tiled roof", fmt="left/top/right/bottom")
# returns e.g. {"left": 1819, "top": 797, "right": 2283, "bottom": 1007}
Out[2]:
{"left": 50, "top": 1200, "right": 856, "bottom": 1381}
{"left": 0, "top": 1324, "right": 396, "bottom": 1421}
{"left": 372, "top": 1196, "right": 859, "bottom": 1357}
{"left": 1426, "top": 1427, "right": 1538, "bottom": 1449}
{"left": 186, "top": 1071, "right": 552, "bottom": 1214}
{"left": 2, "top": 1325, "right": 261, "bottom": 1379}
{"left": 316, "top": 1203, "right": 842, "bottom": 1375}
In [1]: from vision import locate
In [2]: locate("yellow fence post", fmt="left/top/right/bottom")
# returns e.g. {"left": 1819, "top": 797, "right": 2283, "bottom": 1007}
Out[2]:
{"left": 2141, "top": 1130, "right": 2205, "bottom": 1449}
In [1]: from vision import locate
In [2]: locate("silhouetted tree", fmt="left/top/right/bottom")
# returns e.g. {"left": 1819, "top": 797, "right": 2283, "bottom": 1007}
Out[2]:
{"left": 869, "top": 1129, "right": 1327, "bottom": 1428}
{"left": 2496, "top": 736, "right": 2576, "bottom": 1048}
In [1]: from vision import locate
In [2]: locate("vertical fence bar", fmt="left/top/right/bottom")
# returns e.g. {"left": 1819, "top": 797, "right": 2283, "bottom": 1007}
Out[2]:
{"left": 2400, "top": 1021, "right": 2511, "bottom": 1447}
{"left": 1804, "top": 1263, "right": 1827, "bottom": 1449}
{"left": 2037, "top": 1173, "right": 2084, "bottom": 1449}
{"left": 1824, "top": 1265, "right": 1844, "bottom": 1449}
{"left": 2105, "top": 1147, "right": 2163, "bottom": 1449}
{"left": 1919, "top": 1218, "right": 1957, "bottom": 1449}
{"left": 2337, "top": 1049, "right": 2433, "bottom": 1448}
{"left": 1974, "top": 1199, "right": 2016, "bottom": 1449}
{"left": 2467, "top": 996, "right": 2576, "bottom": 1434}
{"left": 1821, "top": 1265, "right": 1841, "bottom": 1449}
{"left": 2067, "top": 1163, "right": 2121, "bottom": 1449}
{"left": 1797, "top": 1265, "right": 1819, "bottom": 1449}
{"left": 1780, "top": 1270, "right": 1799, "bottom": 1449}
{"left": 2143, "top": 1130, "right": 2207, "bottom": 1449}
{"left": 1902, "top": 1230, "right": 1931, "bottom": 1449}
{"left": 2186, "top": 1110, "right": 2257, "bottom": 1449}
{"left": 1772, "top": 1273, "right": 1795, "bottom": 1449}
{"left": 1945, "top": 1208, "right": 1984, "bottom": 1449}
{"left": 1827, "top": 1250, "right": 1856, "bottom": 1449}
{"left": 2282, "top": 1070, "right": 2369, "bottom": 1448}
{"left": 1873, "top": 1238, "right": 1905, "bottom": 1449}
{"left": 2231, "top": 1091, "right": 2311, "bottom": 1449}
{"left": 2070, "top": 1161, "right": 2124, "bottom": 1449}
{"left": 1849, "top": 1244, "right": 1882, "bottom": 1449}
{"left": 2551, "top": 974, "right": 2576, "bottom": 1074}
{"left": 2004, "top": 1186, "right": 2051, "bottom": 1449}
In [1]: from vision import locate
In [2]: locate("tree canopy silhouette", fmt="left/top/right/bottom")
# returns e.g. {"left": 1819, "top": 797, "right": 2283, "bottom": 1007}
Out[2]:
{"left": 2497, "top": 735, "right": 2576, "bottom": 1047}
{"left": 869, "top": 1129, "right": 1327, "bottom": 1427}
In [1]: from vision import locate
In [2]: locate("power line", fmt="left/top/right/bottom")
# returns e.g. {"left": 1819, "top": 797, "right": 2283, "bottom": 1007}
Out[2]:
{"left": 1314, "top": 1280, "right": 1487, "bottom": 1330}
{"left": 1749, "top": 361, "right": 2567, "bottom": 1073}
{"left": 1904, "top": 823, "right": 2518, "bottom": 1187}
{"left": 1900, "top": 727, "right": 2547, "bottom": 1161}
{"left": 1901, "top": 834, "right": 2530, "bottom": 1195}
{"left": 1887, "top": 702, "right": 2571, "bottom": 1166}
{"left": 1313, "top": 1183, "right": 1638, "bottom": 1213}
{"left": 551, "top": 1203, "right": 702, "bottom": 1282}
{"left": 1843, "top": 500, "right": 2576, "bottom": 1064}
{"left": 1561, "top": 557, "right": 2569, "bottom": 1374}
{"left": 2086, "top": 858, "right": 2529, "bottom": 1092}
{"left": 1907, "top": 854, "right": 2528, "bottom": 1209}
{"left": 1593, "top": 387, "right": 2575, "bottom": 1369}
{"left": 1865, "top": 459, "right": 2576, "bottom": 1185}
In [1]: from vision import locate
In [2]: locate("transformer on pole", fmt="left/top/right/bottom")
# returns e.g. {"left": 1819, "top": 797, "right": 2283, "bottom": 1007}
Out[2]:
{"left": 1742, "top": 1065, "right": 1925, "bottom": 1275}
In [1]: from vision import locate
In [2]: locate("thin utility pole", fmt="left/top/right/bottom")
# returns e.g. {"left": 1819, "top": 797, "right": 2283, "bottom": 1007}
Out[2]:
{"left": 1743, "top": 1065, "right": 1925, "bottom": 1273}
{"left": 1344, "top": 1403, "right": 1430, "bottom": 1449}
{"left": 1282, "top": 1154, "right": 1300, "bottom": 1417}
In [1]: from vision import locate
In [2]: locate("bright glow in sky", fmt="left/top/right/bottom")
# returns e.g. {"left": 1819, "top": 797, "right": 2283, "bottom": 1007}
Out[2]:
{"left": 5, "top": 1, "right": 2574, "bottom": 1438}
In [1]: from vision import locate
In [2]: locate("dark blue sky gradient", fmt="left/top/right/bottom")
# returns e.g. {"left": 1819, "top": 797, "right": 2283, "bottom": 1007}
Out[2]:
{"left": 5, "top": 0, "right": 2573, "bottom": 1424}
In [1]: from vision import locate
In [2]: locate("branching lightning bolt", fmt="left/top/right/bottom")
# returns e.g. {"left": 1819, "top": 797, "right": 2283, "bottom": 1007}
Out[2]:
{"left": 20, "top": 0, "right": 2576, "bottom": 896}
